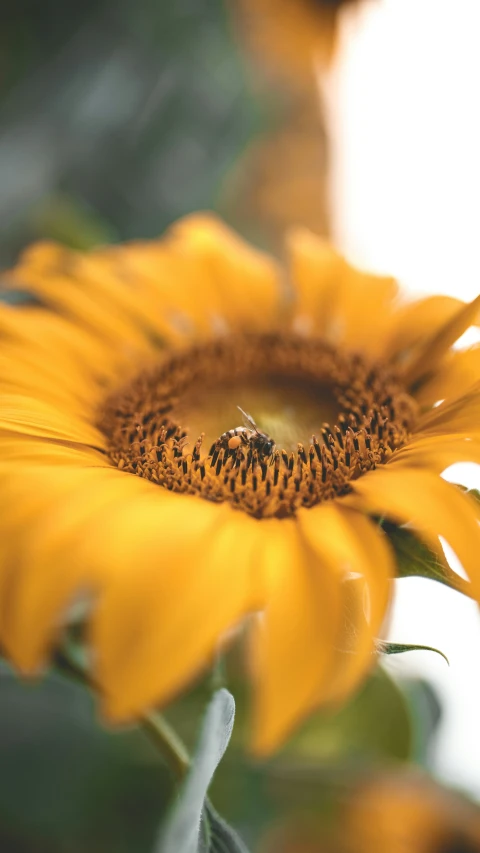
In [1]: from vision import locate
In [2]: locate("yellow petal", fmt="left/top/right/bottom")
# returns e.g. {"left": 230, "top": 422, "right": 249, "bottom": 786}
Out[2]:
{"left": 0, "top": 437, "right": 109, "bottom": 467}
{"left": 16, "top": 240, "right": 72, "bottom": 271}
{"left": 114, "top": 217, "right": 281, "bottom": 341}
{"left": 166, "top": 213, "right": 281, "bottom": 332}
{"left": 0, "top": 316, "right": 107, "bottom": 412}
{"left": 0, "top": 393, "right": 105, "bottom": 447}
{"left": 0, "top": 456, "right": 116, "bottom": 653}
{"left": 384, "top": 295, "right": 470, "bottom": 360}
{"left": 298, "top": 503, "right": 394, "bottom": 705}
{"left": 0, "top": 466, "right": 155, "bottom": 668}
{"left": 6, "top": 248, "right": 153, "bottom": 351}
{"left": 252, "top": 518, "right": 341, "bottom": 755}
{"left": 97, "top": 243, "right": 193, "bottom": 345}
{"left": 389, "top": 434, "right": 480, "bottom": 473}
{"left": 68, "top": 251, "right": 180, "bottom": 345}
{"left": 334, "top": 268, "right": 398, "bottom": 357}
{"left": 288, "top": 228, "right": 397, "bottom": 354}
{"left": 414, "top": 387, "right": 480, "bottom": 438}
{"left": 0, "top": 303, "right": 140, "bottom": 396}
{"left": 92, "top": 500, "right": 259, "bottom": 720}
{"left": 403, "top": 294, "right": 480, "bottom": 387}
{"left": 414, "top": 346, "right": 480, "bottom": 409}
{"left": 287, "top": 228, "right": 346, "bottom": 337}
{"left": 0, "top": 352, "right": 91, "bottom": 410}
{"left": 346, "top": 468, "right": 480, "bottom": 599}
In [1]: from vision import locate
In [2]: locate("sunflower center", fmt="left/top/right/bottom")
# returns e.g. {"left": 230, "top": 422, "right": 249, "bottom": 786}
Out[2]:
{"left": 99, "top": 333, "right": 417, "bottom": 519}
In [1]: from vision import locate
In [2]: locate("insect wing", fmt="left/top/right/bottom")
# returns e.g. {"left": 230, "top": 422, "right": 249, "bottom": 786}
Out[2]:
{"left": 237, "top": 406, "right": 258, "bottom": 432}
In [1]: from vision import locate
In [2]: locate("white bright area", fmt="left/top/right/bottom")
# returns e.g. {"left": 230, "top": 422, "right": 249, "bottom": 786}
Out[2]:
{"left": 330, "top": 0, "right": 480, "bottom": 797}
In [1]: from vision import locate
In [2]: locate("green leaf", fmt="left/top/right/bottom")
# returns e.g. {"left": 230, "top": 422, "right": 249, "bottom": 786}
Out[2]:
{"left": 384, "top": 523, "right": 473, "bottom": 598}
{"left": 0, "top": 661, "right": 173, "bottom": 852}
{"left": 378, "top": 641, "right": 449, "bottom": 666}
{"left": 401, "top": 678, "right": 443, "bottom": 766}
{"left": 202, "top": 802, "right": 250, "bottom": 853}
{"left": 282, "top": 667, "right": 413, "bottom": 765}
{"left": 156, "top": 689, "right": 249, "bottom": 853}
{"left": 30, "top": 193, "right": 117, "bottom": 250}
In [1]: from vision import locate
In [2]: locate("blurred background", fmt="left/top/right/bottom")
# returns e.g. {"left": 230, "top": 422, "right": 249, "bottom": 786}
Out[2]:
{"left": 2, "top": 0, "right": 480, "bottom": 850}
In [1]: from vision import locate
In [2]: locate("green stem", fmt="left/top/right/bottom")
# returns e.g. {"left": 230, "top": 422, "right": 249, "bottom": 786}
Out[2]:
{"left": 142, "top": 711, "right": 190, "bottom": 780}
{"left": 55, "top": 642, "right": 190, "bottom": 781}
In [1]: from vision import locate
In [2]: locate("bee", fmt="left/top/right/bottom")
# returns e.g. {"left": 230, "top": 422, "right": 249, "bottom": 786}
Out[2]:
{"left": 215, "top": 406, "right": 276, "bottom": 460}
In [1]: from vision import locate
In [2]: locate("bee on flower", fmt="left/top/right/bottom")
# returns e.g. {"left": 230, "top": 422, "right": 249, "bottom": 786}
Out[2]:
{"left": 1, "top": 214, "right": 480, "bottom": 754}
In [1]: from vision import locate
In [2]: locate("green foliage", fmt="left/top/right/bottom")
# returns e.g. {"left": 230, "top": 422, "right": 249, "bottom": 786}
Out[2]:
{"left": 156, "top": 689, "right": 249, "bottom": 853}
{"left": 282, "top": 667, "right": 412, "bottom": 766}
{"left": 202, "top": 802, "right": 250, "bottom": 853}
{"left": 384, "top": 522, "right": 473, "bottom": 598}
{"left": 0, "top": 662, "right": 171, "bottom": 853}
{"left": 378, "top": 641, "right": 449, "bottom": 666}
{"left": 400, "top": 678, "right": 442, "bottom": 766}
{"left": 0, "top": 647, "right": 423, "bottom": 853}
{"left": 0, "top": 0, "right": 259, "bottom": 265}
{"left": 29, "top": 194, "right": 117, "bottom": 250}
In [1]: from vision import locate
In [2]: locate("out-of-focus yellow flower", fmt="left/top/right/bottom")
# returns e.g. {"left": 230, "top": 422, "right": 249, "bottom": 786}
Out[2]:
{"left": 261, "top": 771, "right": 480, "bottom": 852}
{"left": 344, "top": 772, "right": 480, "bottom": 853}
{"left": 221, "top": 94, "right": 331, "bottom": 251}
{"left": 225, "top": 1, "right": 364, "bottom": 250}
{"left": 1, "top": 215, "right": 480, "bottom": 754}
{"left": 236, "top": 0, "right": 362, "bottom": 80}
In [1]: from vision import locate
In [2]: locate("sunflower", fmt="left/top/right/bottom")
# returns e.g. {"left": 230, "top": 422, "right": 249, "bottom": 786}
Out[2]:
{"left": 262, "top": 771, "right": 480, "bottom": 853}
{"left": 342, "top": 772, "right": 480, "bottom": 853}
{"left": 224, "top": 0, "right": 364, "bottom": 253}
{"left": 235, "top": 0, "right": 363, "bottom": 80}
{"left": 1, "top": 215, "right": 480, "bottom": 755}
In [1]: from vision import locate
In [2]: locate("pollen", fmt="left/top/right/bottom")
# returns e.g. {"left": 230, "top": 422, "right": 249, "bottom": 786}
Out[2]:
{"left": 99, "top": 334, "right": 418, "bottom": 519}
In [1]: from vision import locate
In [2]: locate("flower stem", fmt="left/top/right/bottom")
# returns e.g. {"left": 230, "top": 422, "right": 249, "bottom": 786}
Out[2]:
{"left": 142, "top": 710, "right": 190, "bottom": 780}
{"left": 54, "top": 641, "right": 190, "bottom": 781}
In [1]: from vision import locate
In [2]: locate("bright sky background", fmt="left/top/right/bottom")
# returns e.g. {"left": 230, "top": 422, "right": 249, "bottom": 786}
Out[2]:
{"left": 330, "top": 0, "right": 480, "bottom": 798}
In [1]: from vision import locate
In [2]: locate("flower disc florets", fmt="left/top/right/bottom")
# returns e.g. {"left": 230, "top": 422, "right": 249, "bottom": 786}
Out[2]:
{"left": 100, "top": 332, "right": 418, "bottom": 519}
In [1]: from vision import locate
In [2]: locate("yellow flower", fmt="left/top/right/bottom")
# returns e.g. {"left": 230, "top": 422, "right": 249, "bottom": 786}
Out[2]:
{"left": 343, "top": 772, "right": 480, "bottom": 853}
{"left": 225, "top": 0, "right": 364, "bottom": 256}
{"left": 237, "top": 0, "right": 362, "bottom": 79}
{"left": 1, "top": 214, "right": 480, "bottom": 754}
{"left": 262, "top": 771, "right": 480, "bottom": 853}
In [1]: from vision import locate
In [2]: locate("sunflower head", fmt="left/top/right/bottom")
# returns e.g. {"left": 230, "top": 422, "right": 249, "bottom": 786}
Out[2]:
{"left": 1, "top": 214, "right": 480, "bottom": 755}
{"left": 98, "top": 330, "right": 417, "bottom": 519}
